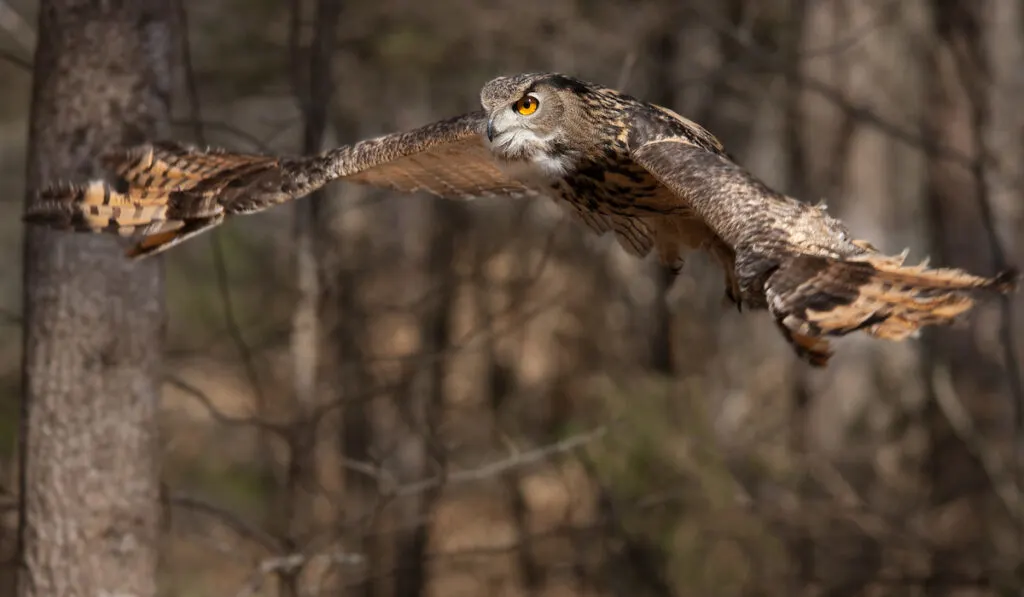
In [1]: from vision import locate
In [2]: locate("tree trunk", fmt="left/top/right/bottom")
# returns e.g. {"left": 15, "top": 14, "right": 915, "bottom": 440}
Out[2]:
{"left": 274, "top": 0, "right": 343, "bottom": 593}
{"left": 391, "top": 196, "right": 463, "bottom": 597}
{"left": 921, "top": 0, "right": 1010, "bottom": 592}
{"left": 644, "top": 22, "right": 680, "bottom": 378}
{"left": 18, "top": 1, "right": 172, "bottom": 596}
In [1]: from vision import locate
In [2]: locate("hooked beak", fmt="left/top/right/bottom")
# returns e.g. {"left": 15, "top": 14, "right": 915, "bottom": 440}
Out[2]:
{"left": 486, "top": 118, "right": 495, "bottom": 142}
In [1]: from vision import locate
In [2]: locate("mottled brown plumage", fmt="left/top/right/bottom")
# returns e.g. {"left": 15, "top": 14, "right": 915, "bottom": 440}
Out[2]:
{"left": 24, "top": 72, "right": 1017, "bottom": 365}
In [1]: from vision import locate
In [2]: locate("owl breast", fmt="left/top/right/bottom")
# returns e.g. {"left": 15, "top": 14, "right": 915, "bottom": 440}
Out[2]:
{"left": 556, "top": 157, "right": 682, "bottom": 218}
{"left": 497, "top": 155, "right": 568, "bottom": 185}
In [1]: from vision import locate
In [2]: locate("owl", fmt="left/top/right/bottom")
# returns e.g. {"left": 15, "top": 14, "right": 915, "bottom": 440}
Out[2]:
{"left": 25, "top": 72, "right": 1017, "bottom": 366}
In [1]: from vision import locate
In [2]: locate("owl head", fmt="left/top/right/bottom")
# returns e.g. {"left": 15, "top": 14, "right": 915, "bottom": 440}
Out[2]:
{"left": 479, "top": 73, "right": 598, "bottom": 176}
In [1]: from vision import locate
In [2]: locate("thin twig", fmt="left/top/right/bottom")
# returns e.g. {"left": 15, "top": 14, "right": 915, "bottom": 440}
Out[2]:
{"left": 171, "top": 0, "right": 268, "bottom": 406}
{"left": 0, "top": 48, "right": 30, "bottom": 71}
{"left": 686, "top": 2, "right": 1024, "bottom": 190}
{"left": 170, "top": 492, "right": 283, "bottom": 553}
{"left": 0, "top": 0, "right": 35, "bottom": 51}
{"left": 164, "top": 374, "right": 289, "bottom": 435}
{"left": 172, "top": 0, "right": 278, "bottom": 530}
{"left": 0, "top": 307, "right": 21, "bottom": 326}
{"left": 931, "top": 366, "right": 1024, "bottom": 525}
{"left": 391, "top": 427, "right": 607, "bottom": 498}
{"left": 172, "top": 0, "right": 203, "bottom": 144}
{"left": 210, "top": 235, "right": 271, "bottom": 425}
{"left": 233, "top": 550, "right": 364, "bottom": 597}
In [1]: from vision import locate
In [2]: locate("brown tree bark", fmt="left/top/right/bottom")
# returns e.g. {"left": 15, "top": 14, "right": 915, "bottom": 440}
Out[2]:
{"left": 18, "top": 1, "right": 172, "bottom": 596}
{"left": 273, "top": 1, "right": 344, "bottom": 594}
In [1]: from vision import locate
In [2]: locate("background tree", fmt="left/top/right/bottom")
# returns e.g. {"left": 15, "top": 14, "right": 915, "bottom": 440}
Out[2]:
{"left": 16, "top": 0, "right": 172, "bottom": 595}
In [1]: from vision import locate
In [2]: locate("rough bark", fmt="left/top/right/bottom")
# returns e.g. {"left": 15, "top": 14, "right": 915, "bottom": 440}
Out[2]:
{"left": 18, "top": 1, "right": 172, "bottom": 596}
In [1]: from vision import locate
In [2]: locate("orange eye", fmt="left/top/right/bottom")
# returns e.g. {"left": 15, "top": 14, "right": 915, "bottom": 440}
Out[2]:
{"left": 514, "top": 95, "right": 539, "bottom": 115}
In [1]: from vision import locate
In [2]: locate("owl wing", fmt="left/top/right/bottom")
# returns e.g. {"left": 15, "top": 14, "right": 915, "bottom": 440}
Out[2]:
{"left": 26, "top": 110, "right": 654, "bottom": 260}
{"left": 25, "top": 112, "right": 540, "bottom": 258}
{"left": 631, "top": 137, "right": 1017, "bottom": 366}
{"left": 327, "top": 112, "right": 538, "bottom": 199}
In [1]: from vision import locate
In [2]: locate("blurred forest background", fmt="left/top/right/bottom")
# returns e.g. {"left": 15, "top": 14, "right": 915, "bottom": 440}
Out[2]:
{"left": 1, "top": 0, "right": 1023, "bottom": 595}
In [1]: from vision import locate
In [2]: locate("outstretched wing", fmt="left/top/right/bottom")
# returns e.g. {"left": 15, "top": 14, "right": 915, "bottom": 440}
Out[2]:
{"left": 25, "top": 112, "right": 539, "bottom": 258}
{"left": 328, "top": 112, "right": 534, "bottom": 199}
{"left": 631, "top": 137, "right": 1018, "bottom": 366}
{"left": 763, "top": 253, "right": 1016, "bottom": 365}
{"left": 26, "top": 110, "right": 659, "bottom": 260}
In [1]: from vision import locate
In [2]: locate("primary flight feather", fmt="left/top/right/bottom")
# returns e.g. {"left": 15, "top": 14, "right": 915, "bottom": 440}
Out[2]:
{"left": 24, "top": 72, "right": 1017, "bottom": 366}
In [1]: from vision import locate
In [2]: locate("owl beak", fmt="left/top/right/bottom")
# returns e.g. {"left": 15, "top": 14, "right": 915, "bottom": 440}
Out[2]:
{"left": 486, "top": 118, "right": 496, "bottom": 142}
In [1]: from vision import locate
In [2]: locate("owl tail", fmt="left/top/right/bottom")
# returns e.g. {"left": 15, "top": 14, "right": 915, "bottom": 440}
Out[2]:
{"left": 765, "top": 252, "right": 1018, "bottom": 366}
{"left": 23, "top": 179, "right": 220, "bottom": 259}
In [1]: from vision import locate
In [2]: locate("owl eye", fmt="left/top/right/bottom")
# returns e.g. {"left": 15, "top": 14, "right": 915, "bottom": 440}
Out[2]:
{"left": 514, "top": 95, "right": 540, "bottom": 116}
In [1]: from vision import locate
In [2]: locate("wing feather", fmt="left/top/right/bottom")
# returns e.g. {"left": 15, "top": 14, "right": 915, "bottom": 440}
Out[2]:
{"left": 103, "top": 141, "right": 280, "bottom": 197}
{"left": 631, "top": 138, "right": 858, "bottom": 257}
{"left": 333, "top": 113, "right": 535, "bottom": 199}
{"left": 25, "top": 112, "right": 538, "bottom": 258}
{"left": 631, "top": 136, "right": 1017, "bottom": 365}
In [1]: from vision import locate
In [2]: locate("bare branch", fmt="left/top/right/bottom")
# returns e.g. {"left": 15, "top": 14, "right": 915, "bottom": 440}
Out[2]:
{"left": 171, "top": 0, "right": 203, "bottom": 144}
{"left": 0, "top": 47, "right": 30, "bottom": 70}
{"left": 233, "top": 550, "right": 365, "bottom": 597}
{"left": 209, "top": 235, "right": 272, "bottom": 415}
{"left": 685, "top": 1, "right": 1024, "bottom": 191}
{"left": 0, "top": 0, "right": 35, "bottom": 51}
{"left": 169, "top": 492, "right": 283, "bottom": 554}
{"left": 163, "top": 374, "right": 289, "bottom": 436}
{"left": 931, "top": 366, "right": 1024, "bottom": 525}
{"left": 0, "top": 307, "right": 21, "bottom": 326}
{"left": 169, "top": 0, "right": 272, "bottom": 420}
{"left": 391, "top": 427, "right": 607, "bottom": 498}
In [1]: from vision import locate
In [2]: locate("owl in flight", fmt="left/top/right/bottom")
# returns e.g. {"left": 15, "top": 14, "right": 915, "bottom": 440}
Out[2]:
{"left": 25, "top": 72, "right": 1017, "bottom": 366}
